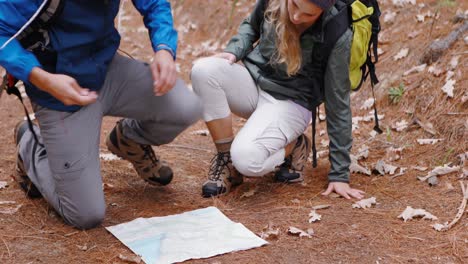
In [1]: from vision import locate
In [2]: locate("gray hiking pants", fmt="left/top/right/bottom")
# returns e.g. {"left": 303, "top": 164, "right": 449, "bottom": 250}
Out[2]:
{"left": 18, "top": 54, "right": 203, "bottom": 229}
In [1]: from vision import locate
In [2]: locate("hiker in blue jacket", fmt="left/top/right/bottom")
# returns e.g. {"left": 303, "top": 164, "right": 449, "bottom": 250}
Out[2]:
{"left": 0, "top": 0, "right": 202, "bottom": 229}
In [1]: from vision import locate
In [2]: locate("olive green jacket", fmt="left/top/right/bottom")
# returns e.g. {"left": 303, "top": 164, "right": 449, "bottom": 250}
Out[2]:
{"left": 224, "top": 2, "right": 353, "bottom": 183}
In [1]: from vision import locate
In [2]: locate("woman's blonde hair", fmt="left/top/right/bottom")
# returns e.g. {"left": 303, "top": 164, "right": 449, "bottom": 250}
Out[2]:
{"left": 264, "top": 0, "right": 302, "bottom": 76}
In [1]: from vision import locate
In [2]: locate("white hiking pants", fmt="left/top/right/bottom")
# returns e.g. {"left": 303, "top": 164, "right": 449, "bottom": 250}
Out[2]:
{"left": 191, "top": 57, "right": 312, "bottom": 177}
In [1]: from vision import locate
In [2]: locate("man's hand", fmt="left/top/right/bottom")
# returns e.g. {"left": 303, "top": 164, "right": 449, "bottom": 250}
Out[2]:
{"left": 214, "top": 52, "right": 236, "bottom": 64}
{"left": 322, "top": 182, "right": 365, "bottom": 200}
{"left": 151, "top": 49, "right": 177, "bottom": 96}
{"left": 29, "top": 67, "right": 98, "bottom": 106}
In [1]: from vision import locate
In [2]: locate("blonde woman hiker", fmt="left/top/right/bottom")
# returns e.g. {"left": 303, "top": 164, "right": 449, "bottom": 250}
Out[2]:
{"left": 191, "top": 0, "right": 365, "bottom": 199}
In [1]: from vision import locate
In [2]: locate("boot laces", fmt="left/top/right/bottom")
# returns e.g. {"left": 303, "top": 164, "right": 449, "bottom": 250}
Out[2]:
{"left": 141, "top": 145, "right": 159, "bottom": 167}
{"left": 208, "top": 152, "right": 231, "bottom": 181}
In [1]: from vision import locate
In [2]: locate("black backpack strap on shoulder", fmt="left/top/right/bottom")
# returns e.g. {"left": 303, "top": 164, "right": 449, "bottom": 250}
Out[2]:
{"left": 18, "top": 0, "right": 65, "bottom": 50}
{"left": 17, "top": 0, "right": 64, "bottom": 41}
{"left": 320, "top": 3, "right": 350, "bottom": 61}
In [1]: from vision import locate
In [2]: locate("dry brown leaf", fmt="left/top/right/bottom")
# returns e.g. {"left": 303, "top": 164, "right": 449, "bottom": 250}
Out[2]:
{"left": 418, "top": 165, "right": 461, "bottom": 181}
{"left": 312, "top": 204, "right": 331, "bottom": 210}
{"left": 373, "top": 160, "right": 398, "bottom": 175}
{"left": 384, "top": 12, "right": 397, "bottom": 24}
{"left": 352, "top": 197, "right": 377, "bottom": 209}
{"left": 350, "top": 155, "right": 371, "bottom": 175}
{"left": 240, "top": 188, "right": 257, "bottom": 199}
{"left": 428, "top": 65, "right": 444, "bottom": 77}
{"left": 393, "top": 48, "right": 409, "bottom": 61}
{"left": 360, "top": 98, "right": 375, "bottom": 110}
{"left": 392, "top": 0, "right": 416, "bottom": 7}
{"left": 412, "top": 166, "right": 428, "bottom": 172}
{"left": 99, "top": 153, "right": 121, "bottom": 161}
{"left": 417, "top": 138, "right": 444, "bottom": 145}
{"left": 449, "top": 56, "right": 460, "bottom": 70}
{"left": 432, "top": 222, "right": 449, "bottom": 232}
{"left": 0, "top": 201, "right": 16, "bottom": 205}
{"left": 0, "top": 205, "right": 22, "bottom": 215}
{"left": 190, "top": 130, "right": 210, "bottom": 136}
{"left": 441, "top": 79, "right": 456, "bottom": 98}
{"left": 392, "top": 120, "right": 408, "bottom": 132}
{"left": 118, "top": 254, "right": 142, "bottom": 264}
{"left": 398, "top": 206, "right": 438, "bottom": 222}
{"left": 403, "top": 64, "right": 426, "bottom": 76}
{"left": 288, "top": 227, "right": 313, "bottom": 238}
{"left": 259, "top": 223, "right": 280, "bottom": 240}
{"left": 308, "top": 210, "right": 322, "bottom": 223}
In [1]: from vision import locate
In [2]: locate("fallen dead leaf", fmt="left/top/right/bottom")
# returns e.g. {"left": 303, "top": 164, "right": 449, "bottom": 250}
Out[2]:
{"left": 352, "top": 197, "right": 377, "bottom": 209}
{"left": 190, "top": 129, "right": 210, "bottom": 136}
{"left": 432, "top": 222, "right": 449, "bottom": 232}
{"left": 350, "top": 155, "right": 371, "bottom": 176}
{"left": 259, "top": 223, "right": 280, "bottom": 240}
{"left": 308, "top": 210, "right": 322, "bottom": 223}
{"left": 355, "top": 145, "right": 369, "bottom": 160}
{"left": 412, "top": 166, "right": 428, "bottom": 172}
{"left": 393, "top": 48, "right": 409, "bottom": 61}
{"left": 360, "top": 98, "right": 375, "bottom": 110}
{"left": 417, "top": 138, "right": 444, "bottom": 145}
{"left": 99, "top": 153, "right": 121, "bottom": 161}
{"left": 0, "top": 201, "right": 16, "bottom": 205}
{"left": 118, "top": 254, "right": 142, "bottom": 264}
{"left": 418, "top": 165, "right": 461, "bottom": 182}
{"left": 392, "top": 120, "right": 408, "bottom": 132}
{"left": 373, "top": 160, "right": 398, "bottom": 175}
{"left": 312, "top": 204, "right": 331, "bottom": 210}
{"left": 240, "top": 188, "right": 257, "bottom": 199}
{"left": 428, "top": 65, "right": 444, "bottom": 77}
{"left": 449, "top": 56, "right": 460, "bottom": 70}
{"left": 0, "top": 205, "right": 22, "bottom": 215}
{"left": 403, "top": 64, "right": 426, "bottom": 76}
{"left": 288, "top": 227, "right": 313, "bottom": 238}
{"left": 398, "top": 206, "right": 438, "bottom": 222}
{"left": 383, "top": 12, "right": 397, "bottom": 24}
{"left": 441, "top": 79, "right": 456, "bottom": 98}
{"left": 392, "top": 0, "right": 416, "bottom": 7}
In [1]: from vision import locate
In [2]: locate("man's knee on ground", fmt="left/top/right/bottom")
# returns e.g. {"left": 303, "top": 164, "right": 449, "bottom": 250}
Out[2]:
{"left": 65, "top": 204, "right": 106, "bottom": 230}
{"left": 230, "top": 142, "right": 268, "bottom": 177}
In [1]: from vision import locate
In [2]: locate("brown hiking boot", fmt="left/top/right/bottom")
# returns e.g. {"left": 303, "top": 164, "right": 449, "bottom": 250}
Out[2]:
{"left": 202, "top": 152, "right": 243, "bottom": 197}
{"left": 14, "top": 121, "right": 42, "bottom": 198}
{"left": 274, "top": 134, "right": 311, "bottom": 183}
{"left": 106, "top": 121, "right": 173, "bottom": 186}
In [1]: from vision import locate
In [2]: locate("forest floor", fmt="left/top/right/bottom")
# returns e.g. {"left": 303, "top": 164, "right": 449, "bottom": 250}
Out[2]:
{"left": 0, "top": 0, "right": 467, "bottom": 263}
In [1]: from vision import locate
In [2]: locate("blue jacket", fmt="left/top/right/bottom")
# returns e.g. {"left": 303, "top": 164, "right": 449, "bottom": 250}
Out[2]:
{"left": 0, "top": 0, "right": 177, "bottom": 112}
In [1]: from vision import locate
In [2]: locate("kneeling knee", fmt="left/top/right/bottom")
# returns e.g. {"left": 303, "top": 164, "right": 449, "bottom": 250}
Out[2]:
{"left": 67, "top": 207, "right": 106, "bottom": 230}
{"left": 230, "top": 144, "right": 266, "bottom": 177}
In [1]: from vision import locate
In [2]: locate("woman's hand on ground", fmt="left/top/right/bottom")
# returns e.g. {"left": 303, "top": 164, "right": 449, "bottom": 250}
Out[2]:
{"left": 213, "top": 52, "right": 236, "bottom": 64}
{"left": 29, "top": 67, "right": 98, "bottom": 106}
{"left": 151, "top": 49, "right": 177, "bottom": 96}
{"left": 322, "top": 182, "right": 365, "bottom": 200}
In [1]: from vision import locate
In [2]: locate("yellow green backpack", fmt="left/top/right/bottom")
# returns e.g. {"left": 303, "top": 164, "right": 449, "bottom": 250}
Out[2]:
{"left": 347, "top": 0, "right": 381, "bottom": 91}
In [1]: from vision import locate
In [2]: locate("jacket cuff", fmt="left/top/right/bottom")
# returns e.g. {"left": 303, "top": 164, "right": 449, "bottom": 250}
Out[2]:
{"left": 328, "top": 177, "right": 350, "bottom": 184}
{"left": 155, "top": 44, "right": 176, "bottom": 60}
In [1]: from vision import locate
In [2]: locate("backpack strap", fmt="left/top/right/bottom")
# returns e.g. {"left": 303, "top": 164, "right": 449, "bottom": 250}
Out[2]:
{"left": 18, "top": 0, "right": 65, "bottom": 50}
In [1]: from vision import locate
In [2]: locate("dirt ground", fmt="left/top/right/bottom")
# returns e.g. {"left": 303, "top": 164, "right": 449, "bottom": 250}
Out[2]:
{"left": 0, "top": 0, "right": 467, "bottom": 263}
